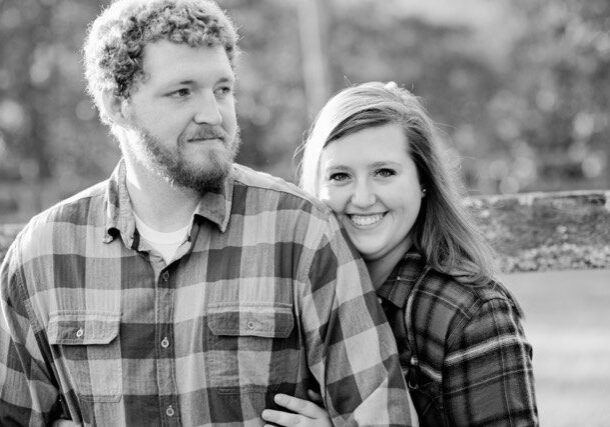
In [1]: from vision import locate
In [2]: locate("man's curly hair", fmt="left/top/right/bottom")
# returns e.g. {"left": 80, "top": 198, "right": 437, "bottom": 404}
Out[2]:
{"left": 83, "top": 0, "right": 239, "bottom": 124}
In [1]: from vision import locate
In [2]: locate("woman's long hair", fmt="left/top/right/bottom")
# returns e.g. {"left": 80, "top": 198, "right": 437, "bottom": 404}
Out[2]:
{"left": 298, "top": 81, "right": 495, "bottom": 285}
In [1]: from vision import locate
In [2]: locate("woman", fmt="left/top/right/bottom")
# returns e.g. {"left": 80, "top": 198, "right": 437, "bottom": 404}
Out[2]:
{"left": 262, "top": 82, "right": 538, "bottom": 426}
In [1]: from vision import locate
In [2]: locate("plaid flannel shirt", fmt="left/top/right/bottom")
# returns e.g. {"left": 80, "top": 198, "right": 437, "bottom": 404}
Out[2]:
{"left": 0, "top": 160, "right": 414, "bottom": 426}
{"left": 378, "top": 251, "right": 538, "bottom": 427}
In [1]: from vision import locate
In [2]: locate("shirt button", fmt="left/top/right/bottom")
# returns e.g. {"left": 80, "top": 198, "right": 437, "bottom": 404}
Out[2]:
{"left": 247, "top": 321, "right": 255, "bottom": 329}
{"left": 76, "top": 328, "right": 84, "bottom": 338}
{"left": 166, "top": 405, "right": 175, "bottom": 417}
{"left": 161, "top": 271, "right": 170, "bottom": 282}
{"left": 161, "top": 337, "right": 170, "bottom": 348}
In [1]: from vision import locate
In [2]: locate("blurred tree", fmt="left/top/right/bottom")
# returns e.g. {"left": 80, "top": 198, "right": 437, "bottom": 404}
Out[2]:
{"left": 0, "top": 1, "right": 55, "bottom": 185}
{"left": 0, "top": 0, "right": 118, "bottom": 220}
{"left": 296, "top": 0, "right": 331, "bottom": 119}
{"left": 497, "top": 0, "right": 610, "bottom": 191}
{"left": 221, "top": 0, "right": 308, "bottom": 180}
{"left": 1, "top": 0, "right": 609, "bottom": 223}
{"left": 324, "top": 2, "right": 501, "bottom": 192}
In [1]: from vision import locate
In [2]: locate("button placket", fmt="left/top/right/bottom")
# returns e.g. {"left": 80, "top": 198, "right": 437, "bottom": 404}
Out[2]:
{"left": 161, "top": 271, "right": 170, "bottom": 283}
{"left": 155, "top": 268, "right": 178, "bottom": 422}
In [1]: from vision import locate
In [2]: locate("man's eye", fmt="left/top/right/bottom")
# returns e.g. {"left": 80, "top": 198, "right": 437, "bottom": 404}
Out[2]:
{"left": 215, "top": 86, "right": 233, "bottom": 97}
{"left": 170, "top": 88, "right": 191, "bottom": 98}
{"left": 376, "top": 168, "right": 396, "bottom": 178}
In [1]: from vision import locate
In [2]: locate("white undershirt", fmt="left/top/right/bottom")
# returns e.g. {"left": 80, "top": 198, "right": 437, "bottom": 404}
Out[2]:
{"left": 133, "top": 211, "right": 190, "bottom": 264}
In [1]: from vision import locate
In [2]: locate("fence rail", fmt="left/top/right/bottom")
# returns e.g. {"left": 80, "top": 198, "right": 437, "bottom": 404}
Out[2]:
{"left": 1, "top": 190, "right": 609, "bottom": 273}
{"left": 467, "top": 190, "right": 610, "bottom": 272}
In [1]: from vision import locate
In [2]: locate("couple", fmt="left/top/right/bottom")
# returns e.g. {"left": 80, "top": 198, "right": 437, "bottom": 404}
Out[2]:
{"left": 0, "top": 0, "right": 537, "bottom": 425}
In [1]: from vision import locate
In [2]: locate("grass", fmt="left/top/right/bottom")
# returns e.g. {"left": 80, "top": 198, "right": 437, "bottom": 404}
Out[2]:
{"left": 499, "top": 269, "right": 610, "bottom": 426}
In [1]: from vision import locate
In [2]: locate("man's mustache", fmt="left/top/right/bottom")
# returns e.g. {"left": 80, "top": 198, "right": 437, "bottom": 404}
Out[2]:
{"left": 185, "top": 126, "right": 229, "bottom": 142}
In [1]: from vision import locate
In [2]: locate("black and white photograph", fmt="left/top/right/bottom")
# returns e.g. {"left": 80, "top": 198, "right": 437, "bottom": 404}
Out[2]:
{"left": 1, "top": 0, "right": 609, "bottom": 425}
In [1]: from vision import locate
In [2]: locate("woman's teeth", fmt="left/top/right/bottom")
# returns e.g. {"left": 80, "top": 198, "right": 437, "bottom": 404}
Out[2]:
{"left": 349, "top": 214, "right": 384, "bottom": 227}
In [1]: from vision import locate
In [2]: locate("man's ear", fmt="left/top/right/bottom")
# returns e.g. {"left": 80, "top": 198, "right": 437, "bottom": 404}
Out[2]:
{"left": 101, "top": 89, "right": 129, "bottom": 125}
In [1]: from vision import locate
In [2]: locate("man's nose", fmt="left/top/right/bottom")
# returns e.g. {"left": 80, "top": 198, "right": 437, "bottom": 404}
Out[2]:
{"left": 193, "top": 92, "right": 222, "bottom": 125}
{"left": 350, "top": 180, "right": 376, "bottom": 207}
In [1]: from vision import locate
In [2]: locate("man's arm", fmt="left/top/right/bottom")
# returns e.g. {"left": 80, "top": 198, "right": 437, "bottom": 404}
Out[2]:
{"left": 443, "top": 297, "right": 538, "bottom": 426}
{"left": 299, "top": 218, "right": 416, "bottom": 426}
{"left": 1, "top": 243, "right": 63, "bottom": 426}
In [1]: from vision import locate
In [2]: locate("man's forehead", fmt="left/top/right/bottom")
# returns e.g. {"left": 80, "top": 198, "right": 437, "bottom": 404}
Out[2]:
{"left": 141, "top": 40, "right": 234, "bottom": 83}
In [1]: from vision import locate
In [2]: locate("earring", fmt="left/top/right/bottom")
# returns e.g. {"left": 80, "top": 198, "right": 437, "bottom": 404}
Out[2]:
{"left": 421, "top": 188, "right": 427, "bottom": 197}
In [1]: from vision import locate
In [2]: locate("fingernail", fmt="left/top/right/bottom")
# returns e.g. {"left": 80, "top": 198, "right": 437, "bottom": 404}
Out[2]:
{"left": 274, "top": 393, "right": 286, "bottom": 404}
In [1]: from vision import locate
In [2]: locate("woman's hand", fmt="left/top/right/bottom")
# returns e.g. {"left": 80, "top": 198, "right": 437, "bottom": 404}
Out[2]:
{"left": 261, "top": 392, "right": 331, "bottom": 426}
{"left": 51, "top": 421, "right": 80, "bottom": 427}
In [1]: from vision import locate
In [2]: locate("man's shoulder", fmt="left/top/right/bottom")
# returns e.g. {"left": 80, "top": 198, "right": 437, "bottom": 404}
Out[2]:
{"left": 30, "top": 180, "right": 108, "bottom": 226}
{"left": 12, "top": 180, "right": 108, "bottom": 251}
{"left": 231, "top": 164, "right": 331, "bottom": 215}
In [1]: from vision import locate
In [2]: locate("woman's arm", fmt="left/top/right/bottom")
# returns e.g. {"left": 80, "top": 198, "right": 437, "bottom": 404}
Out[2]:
{"left": 443, "top": 297, "right": 538, "bottom": 426}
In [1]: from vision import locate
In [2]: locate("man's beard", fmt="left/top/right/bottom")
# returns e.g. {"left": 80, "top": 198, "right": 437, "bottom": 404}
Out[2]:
{"left": 136, "top": 125, "right": 241, "bottom": 194}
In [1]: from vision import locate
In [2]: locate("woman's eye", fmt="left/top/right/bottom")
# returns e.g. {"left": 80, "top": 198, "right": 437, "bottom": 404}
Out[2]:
{"left": 376, "top": 168, "right": 396, "bottom": 178}
{"left": 329, "top": 172, "right": 349, "bottom": 182}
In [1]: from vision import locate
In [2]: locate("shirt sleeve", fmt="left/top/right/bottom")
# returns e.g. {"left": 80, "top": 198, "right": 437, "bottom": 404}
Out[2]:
{"left": 443, "top": 296, "right": 539, "bottom": 426}
{"left": 299, "top": 217, "right": 417, "bottom": 426}
{"left": 0, "top": 242, "right": 63, "bottom": 426}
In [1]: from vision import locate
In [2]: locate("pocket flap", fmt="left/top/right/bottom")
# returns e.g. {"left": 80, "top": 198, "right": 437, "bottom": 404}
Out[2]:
{"left": 48, "top": 311, "right": 120, "bottom": 345}
{"left": 208, "top": 304, "right": 294, "bottom": 338}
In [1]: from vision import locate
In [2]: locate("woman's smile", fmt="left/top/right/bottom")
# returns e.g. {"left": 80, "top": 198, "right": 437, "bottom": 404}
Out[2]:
{"left": 346, "top": 212, "right": 386, "bottom": 228}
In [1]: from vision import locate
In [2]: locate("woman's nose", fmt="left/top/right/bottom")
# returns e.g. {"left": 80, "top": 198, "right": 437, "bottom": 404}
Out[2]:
{"left": 350, "top": 181, "right": 376, "bottom": 207}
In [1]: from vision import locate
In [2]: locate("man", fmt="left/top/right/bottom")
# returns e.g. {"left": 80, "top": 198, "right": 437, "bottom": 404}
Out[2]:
{"left": 0, "top": 0, "right": 414, "bottom": 425}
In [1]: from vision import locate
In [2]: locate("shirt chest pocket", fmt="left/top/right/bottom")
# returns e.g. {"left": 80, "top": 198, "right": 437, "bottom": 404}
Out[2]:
{"left": 206, "top": 303, "right": 297, "bottom": 393}
{"left": 48, "top": 311, "right": 122, "bottom": 402}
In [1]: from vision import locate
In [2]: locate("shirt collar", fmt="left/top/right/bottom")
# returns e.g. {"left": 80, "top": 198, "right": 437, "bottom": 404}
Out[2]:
{"left": 376, "top": 250, "right": 428, "bottom": 309}
{"left": 103, "top": 159, "right": 234, "bottom": 244}
{"left": 193, "top": 170, "right": 233, "bottom": 233}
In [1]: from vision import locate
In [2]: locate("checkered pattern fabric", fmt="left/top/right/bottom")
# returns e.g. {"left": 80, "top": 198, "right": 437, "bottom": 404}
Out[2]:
{"left": 378, "top": 251, "right": 539, "bottom": 426}
{"left": 1, "top": 161, "right": 414, "bottom": 426}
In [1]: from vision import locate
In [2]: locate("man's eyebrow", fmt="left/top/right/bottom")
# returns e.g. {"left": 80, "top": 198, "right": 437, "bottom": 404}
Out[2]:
{"left": 217, "top": 76, "right": 235, "bottom": 84}
{"left": 164, "top": 76, "right": 235, "bottom": 87}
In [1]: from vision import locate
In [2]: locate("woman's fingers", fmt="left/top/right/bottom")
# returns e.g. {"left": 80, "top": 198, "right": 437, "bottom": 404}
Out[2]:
{"left": 261, "top": 393, "right": 331, "bottom": 426}
{"left": 306, "top": 389, "right": 323, "bottom": 405}
{"left": 274, "top": 393, "right": 328, "bottom": 418}
{"left": 261, "top": 408, "right": 305, "bottom": 426}
{"left": 261, "top": 409, "right": 331, "bottom": 427}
